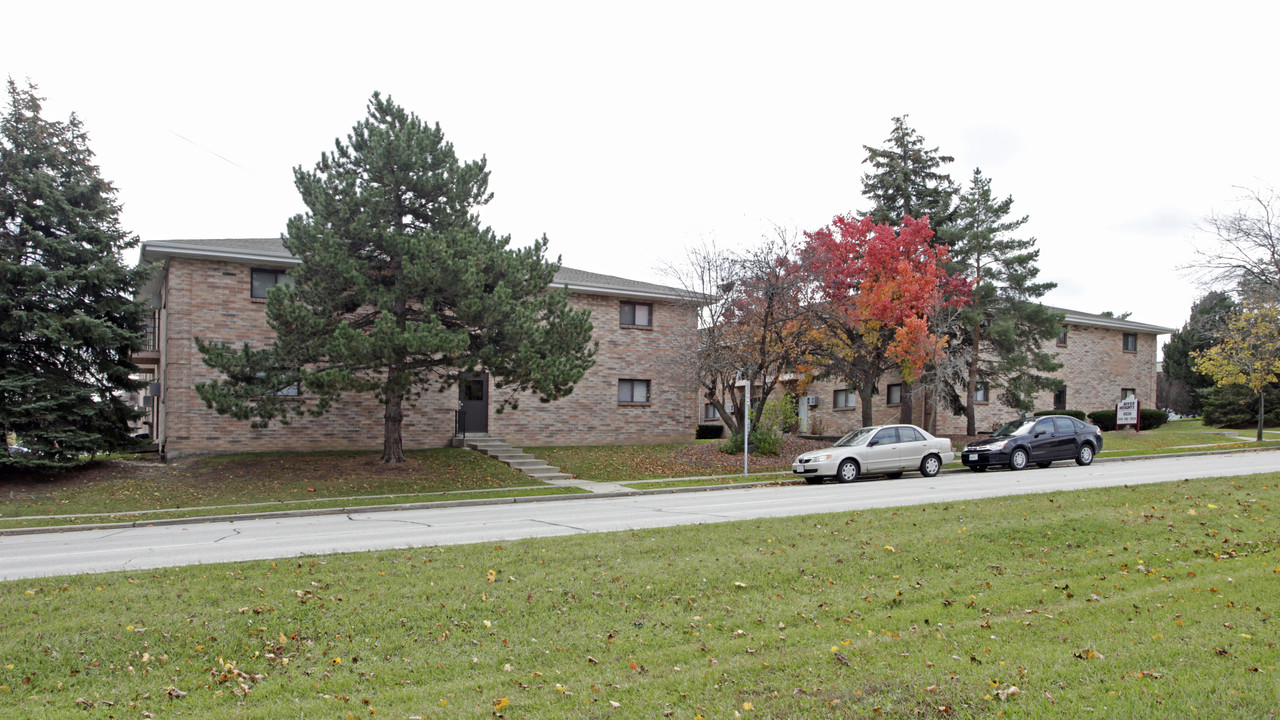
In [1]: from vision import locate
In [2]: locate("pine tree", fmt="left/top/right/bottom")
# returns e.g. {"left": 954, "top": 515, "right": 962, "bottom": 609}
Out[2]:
{"left": 197, "top": 93, "right": 597, "bottom": 463}
{"left": 1163, "top": 291, "right": 1238, "bottom": 415}
{"left": 861, "top": 115, "right": 960, "bottom": 236}
{"left": 0, "top": 79, "right": 150, "bottom": 469}
{"left": 950, "top": 169, "right": 1062, "bottom": 434}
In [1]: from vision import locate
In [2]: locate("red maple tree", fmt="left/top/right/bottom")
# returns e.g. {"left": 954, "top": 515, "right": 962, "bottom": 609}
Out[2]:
{"left": 803, "top": 214, "right": 971, "bottom": 424}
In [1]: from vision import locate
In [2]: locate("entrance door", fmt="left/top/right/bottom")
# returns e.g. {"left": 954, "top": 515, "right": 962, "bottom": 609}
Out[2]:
{"left": 458, "top": 373, "right": 489, "bottom": 434}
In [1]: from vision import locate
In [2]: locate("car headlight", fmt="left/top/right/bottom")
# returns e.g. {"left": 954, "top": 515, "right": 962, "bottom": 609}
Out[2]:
{"left": 807, "top": 453, "right": 833, "bottom": 462}
{"left": 984, "top": 440, "right": 1009, "bottom": 451}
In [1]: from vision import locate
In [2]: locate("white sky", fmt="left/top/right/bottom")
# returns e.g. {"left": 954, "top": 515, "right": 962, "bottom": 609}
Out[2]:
{"left": 5, "top": 1, "right": 1275, "bottom": 332}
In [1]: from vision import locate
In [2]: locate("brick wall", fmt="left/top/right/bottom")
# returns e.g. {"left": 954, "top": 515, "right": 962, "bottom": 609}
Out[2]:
{"left": 158, "top": 257, "right": 697, "bottom": 458}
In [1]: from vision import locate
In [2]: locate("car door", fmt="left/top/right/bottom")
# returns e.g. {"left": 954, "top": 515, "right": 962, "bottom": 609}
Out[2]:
{"left": 1053, "top": 417, "right": 1081, "bottom": 458}
{"left": 1026, "top": 418, "right": 1060, "bottom": 461}
{"left": 895, "top": 425, "right": 928, "bottom": 469}
{"left": 863, "top": 427, "right": 901, "bottom": 472}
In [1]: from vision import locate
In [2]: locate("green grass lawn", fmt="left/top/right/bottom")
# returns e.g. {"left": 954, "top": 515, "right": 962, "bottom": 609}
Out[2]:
{"left": 0, "top": 449, "right": 555, "bottom": 530}
{"left": 1100, "top": 418, "right": 1280, "bottom": 457}
{"left": 1, "top": 473, "right": 1276, "bottom": 718}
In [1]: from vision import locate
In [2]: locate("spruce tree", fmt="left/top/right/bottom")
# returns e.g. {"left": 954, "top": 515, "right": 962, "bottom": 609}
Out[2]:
{"left": 197, "top": 93, "right": 597, "bottom": 463}
{"left": 0, "top": 79, "right": 150, "bottom": 469}
{"left": 950, "top": 169, "right": 1062, "bottom": 434}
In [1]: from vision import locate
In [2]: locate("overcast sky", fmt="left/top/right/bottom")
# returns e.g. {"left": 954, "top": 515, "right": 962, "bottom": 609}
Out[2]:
{"left": 5, "top": 1, "right": 1275, "bottom": 332}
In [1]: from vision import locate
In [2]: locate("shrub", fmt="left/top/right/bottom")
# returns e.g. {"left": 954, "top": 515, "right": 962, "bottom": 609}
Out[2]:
{"left": 1034, "top": 409, "right": 1086, "bottom": 421}
{"left": 1088, "top": 410, "right": 1116, "bottom": 431}
{"left": 1138, "top": 408, "right": 1168, "bottom": 430}
{"left": 696, "top": 424, "right": 724, "bottom": 440}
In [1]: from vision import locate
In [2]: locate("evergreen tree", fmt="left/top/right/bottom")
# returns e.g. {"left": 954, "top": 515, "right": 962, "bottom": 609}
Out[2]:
{"left": 197, "top": 93, "right": 596, "bottom": 463}
{"left": 860, "top": 116, "right": 962, "bottom": 422}
{"left": 1162, "top": 291, "right": 1236, "bottom": 415}
{"left": 949, "top": 169, "right": 1063, "bottom": 434}
{"left": 0, "top": 79, "right": 150, "bottom": 469}
{"left": 861, "top": 115, "right": 960, "bottom": 237}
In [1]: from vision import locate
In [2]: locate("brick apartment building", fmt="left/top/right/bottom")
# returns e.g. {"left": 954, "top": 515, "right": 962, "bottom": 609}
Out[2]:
{"left": 702, "top": 309, "right": 1174, "bottom": 439}
{"left": 133, "top": 238, "right": 701, "bottom": 459}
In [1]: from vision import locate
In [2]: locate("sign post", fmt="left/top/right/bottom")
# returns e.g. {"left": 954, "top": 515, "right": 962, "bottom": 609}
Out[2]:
{"left": 1116, "top": 397, "right": 1140, "bottom": 431}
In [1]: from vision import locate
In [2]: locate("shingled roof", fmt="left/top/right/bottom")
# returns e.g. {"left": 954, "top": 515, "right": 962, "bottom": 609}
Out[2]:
{"left": 139, "top": 238, "right": 702, "bottom": 302}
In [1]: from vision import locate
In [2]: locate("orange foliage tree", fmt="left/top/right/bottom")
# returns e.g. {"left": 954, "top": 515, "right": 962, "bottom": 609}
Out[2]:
{"left": 803, "top": 214, "right": 971, "bottom": 426}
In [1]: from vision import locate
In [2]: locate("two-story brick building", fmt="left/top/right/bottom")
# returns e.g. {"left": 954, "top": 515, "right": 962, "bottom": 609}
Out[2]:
{"left": 702, "top": 309, "right": 1174, "bottom": 439}
{"left": 133, "top": 238, "right": 701, "bottom": 459}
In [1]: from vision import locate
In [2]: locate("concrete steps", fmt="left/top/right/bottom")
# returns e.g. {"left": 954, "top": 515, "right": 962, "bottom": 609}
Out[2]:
{"left": 457, "top": 434, "right": 573, "bottom": 481}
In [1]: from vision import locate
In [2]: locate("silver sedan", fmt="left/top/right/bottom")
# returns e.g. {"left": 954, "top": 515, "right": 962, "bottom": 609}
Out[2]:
{"left": 792, "top": 424, "right": 955, "bottom": 483}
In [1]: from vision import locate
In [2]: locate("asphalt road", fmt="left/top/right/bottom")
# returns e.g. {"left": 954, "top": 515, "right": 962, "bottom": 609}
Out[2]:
{"left": 3, "top": 451, "right": 1279, "bottom": 581}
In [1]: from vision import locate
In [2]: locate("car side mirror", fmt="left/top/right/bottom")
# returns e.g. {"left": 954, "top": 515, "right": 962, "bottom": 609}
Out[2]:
{"left": 868, "top": 440, "right": 879, "bottom": 447}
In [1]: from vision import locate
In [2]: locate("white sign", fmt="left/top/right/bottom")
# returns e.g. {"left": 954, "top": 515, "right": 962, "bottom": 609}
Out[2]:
{"left": 1117, "top": 397, "right": 1140, "bottom": 426}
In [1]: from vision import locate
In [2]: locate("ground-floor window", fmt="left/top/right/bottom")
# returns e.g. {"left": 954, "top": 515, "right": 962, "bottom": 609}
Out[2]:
{"left": 886, "top": 383, "right": 903, "bottom": 405}
{"left": 833, "top": 388, "right": 855, "bottom": 409}
{"left": 1053, "top": 386, "right": 1067, "bottom": 410}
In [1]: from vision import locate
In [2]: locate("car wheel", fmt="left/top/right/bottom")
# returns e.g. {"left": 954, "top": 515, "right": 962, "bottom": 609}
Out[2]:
{"left": 969, "top": 465, "right": 987, "bottom": 473}
{"left": 1036, "top": 461, "right": 1053, "bottom": 469}
{"left": 837, "top": 458, "right": 860, "bottom": 483}
{"left": 885, "top": 472, "right": 903, "bottom": 480}
{"left": 920, "top": 454, "right": 941, "bottom": 478}
{"left": 1075, "top": 443, "right": 1095, "bottom": 466}
{"left": 1009, "top": 447, "right": 1029, "bottom": 471}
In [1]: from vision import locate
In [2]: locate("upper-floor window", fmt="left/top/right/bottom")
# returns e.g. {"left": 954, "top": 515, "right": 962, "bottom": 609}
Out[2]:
{"left": 618, "top": 379, "right": 650, "bottom": 404}
{"left": 974, "top": 381, "right": 990, "bottom": 403}
{"left": 251, "top": 268, "right": 293, "bottom": 299}
{"left": 886, "top": 383, "right": 903, "bottom": 406}
{"left": 833, "top": 389, "right": 855, "bottom": 409}
{"left": 1122, "top": 333, "right": 1138, "bottom": 352}
{"left": 1057, "top": 329, "right": 1068, "bottom": 346}
{"left": 620, "top": 301, "right": 652, "bottom": 327}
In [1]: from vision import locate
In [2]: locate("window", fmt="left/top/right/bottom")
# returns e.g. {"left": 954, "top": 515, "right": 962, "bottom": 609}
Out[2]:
{"left": 1053, "top": 386, "right": 1067, "bottom": 410}
{"left": 703, "top": 403, "right": 720, "bottom": 420}
{"left": 251, "top": 268, "right": 292, "bottom": 299}
{"left": 871, "top": 427, "right": 899, "bottom": 445}
{"left": 1053, "top": 417, "right": 1077, "bottom": 433}
{"left": 1121, "top": 387, "right": 1136, "bottom": 400}
{"left": 886, "top": 383, "right": 903, "bottom": 405}
{"left": 620, "top": 301, "right": 652, "bottom": 327}
{"left": 974, "top": 381, "right": 990, "bottom": 403}
{"left": 1057, "top": 329, "right": 1068, "bottom": 346}
{"left": 898, "top": 426, "right": 925, "bottom": 442}
{"left": 275, "top": 380, "right": 301, "bottom": 397}
{"left": 833, "top": 389, "right": 855, "bottom": 409}
{"left": 618, "top": 379, "right": 650, "bottom": 403}
{"left": 1122, "top": 333, "right": 1138, "bottom": 352}
{"left": 1033, "top": 418, "right": 1055, "bottom": 435}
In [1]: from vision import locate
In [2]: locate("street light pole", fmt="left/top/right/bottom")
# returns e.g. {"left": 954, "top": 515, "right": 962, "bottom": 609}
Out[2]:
{"left": 743, "top": 369, "right": 750, "bottom": 477}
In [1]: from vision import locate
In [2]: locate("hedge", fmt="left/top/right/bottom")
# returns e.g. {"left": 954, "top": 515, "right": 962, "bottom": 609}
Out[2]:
{"left": 1033, "top": 409, "right": 1087, "bottom": 421}
{"left": 1086, "top": 409, "right": 1167, "bottom": 431}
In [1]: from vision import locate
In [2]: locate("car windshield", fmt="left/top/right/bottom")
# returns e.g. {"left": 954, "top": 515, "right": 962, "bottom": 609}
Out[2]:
{"left": 834, "top": 427, "right": 877, "bottom": 447}
{"left": 992, "top": 419, "right": 1038, "bottom": 437}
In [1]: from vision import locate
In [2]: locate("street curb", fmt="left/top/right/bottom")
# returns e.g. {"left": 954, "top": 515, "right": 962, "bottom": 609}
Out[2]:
{"left": 4, "top": 446, "right": 1278, "bottom": 537}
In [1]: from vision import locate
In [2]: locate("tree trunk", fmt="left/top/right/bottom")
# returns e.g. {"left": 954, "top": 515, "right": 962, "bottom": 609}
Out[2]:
{"left": 965, "top": 323, "right": 982, "bottom": 436}
{"left": 899, "top": 381, "right": 913, "bottom": 424}
{"left": 859, "top": 385, "right": 875, "bottom": 427}
{"left": 1258, "top": 391, "right": 1266, "bottom": 442}
{"left": 382, "top": 384, "right": 406, "bottom": 464}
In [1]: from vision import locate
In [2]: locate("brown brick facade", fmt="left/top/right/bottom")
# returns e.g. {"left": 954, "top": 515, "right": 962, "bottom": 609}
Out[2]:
{"left": 703, "top": 321, "right": 1165, "bottom": 442}
{"left": 154, "top": 256, "right": 698, "bottom": 458}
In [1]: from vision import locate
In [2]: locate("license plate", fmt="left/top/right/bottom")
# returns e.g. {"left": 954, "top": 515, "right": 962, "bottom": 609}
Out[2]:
{"left": 968, "top": 454, "right": 978, "bottom": 461}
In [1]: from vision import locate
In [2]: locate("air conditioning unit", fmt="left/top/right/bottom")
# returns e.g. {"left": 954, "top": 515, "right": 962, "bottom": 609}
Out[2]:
{"left": 804, "top": 396, "right": 819, "bottom": 407}
{"left": 725, "top": 403, "right": 735, "bottom": 413}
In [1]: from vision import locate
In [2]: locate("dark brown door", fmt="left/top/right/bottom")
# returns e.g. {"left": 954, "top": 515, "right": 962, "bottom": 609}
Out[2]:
{"left": 458, "top": 373, "right": 489, "bottom": 434}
